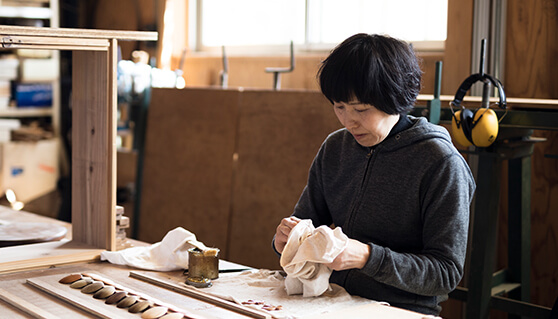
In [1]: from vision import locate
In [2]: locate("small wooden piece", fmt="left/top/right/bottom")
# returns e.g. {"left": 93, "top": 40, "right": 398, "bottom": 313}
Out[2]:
{"left": 94, "top": 285, "right": 116, "bottom": 299}
{"left": 117, "top": 295, "right": 138, "bottom": 308}
{"left": 58, "top": 273, "right": 82, "bottom": 284}
{"left": 70, "top": 277, "right": 93, "bottom": 288}
{"left": 142, "top": 306, "right": 169, "bottom": 319}
{"left": 81, "top": 280, "right": 105, "bottom": 294}
{"left": 105, "top": 291, "right": 127, "bottom": 304}
{"left": 128, "top": 300, "right": 152, "bottom": 313}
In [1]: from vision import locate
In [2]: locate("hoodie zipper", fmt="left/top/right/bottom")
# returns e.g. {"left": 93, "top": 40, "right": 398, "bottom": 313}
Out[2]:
{"left": 345, "top": 147, "right": 375, "bottom": 236}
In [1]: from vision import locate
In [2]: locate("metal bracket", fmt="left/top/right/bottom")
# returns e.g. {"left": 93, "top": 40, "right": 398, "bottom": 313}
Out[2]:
{"left": 265, "top": 41, "right": 295, "bottom": 90}
{"left": 219, "top": 45, "right": 229, "bottom": 88}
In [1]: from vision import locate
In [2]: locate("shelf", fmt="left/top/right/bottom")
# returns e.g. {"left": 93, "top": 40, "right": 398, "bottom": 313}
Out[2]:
{"left": 0, "top": 6, "right": 51, "bottom": 20}
{"left": 0, "top": 107, "right": 52, "bottom": 117}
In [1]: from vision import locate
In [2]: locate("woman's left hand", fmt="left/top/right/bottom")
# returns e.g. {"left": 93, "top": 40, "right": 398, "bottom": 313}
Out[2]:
{"left": 326, "top": 239, "right": 371, "bottom": 271}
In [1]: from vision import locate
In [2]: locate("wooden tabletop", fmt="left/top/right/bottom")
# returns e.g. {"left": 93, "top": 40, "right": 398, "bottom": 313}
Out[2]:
{"left": 0, "top": 208, "right": 427, "bottom": 319}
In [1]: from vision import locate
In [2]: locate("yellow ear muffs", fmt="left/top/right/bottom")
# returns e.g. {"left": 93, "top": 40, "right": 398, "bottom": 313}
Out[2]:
{"left": 450, "top": 71, "right": 507, "bottom": 148}
{"left": 451, "top": 110, "right": 473, "bottom": 147}
{"left": 451, "top": 109, "right": 473, "bottom": 147}
{"left": 471, "top": 108, "right": 499, "bottom": 147}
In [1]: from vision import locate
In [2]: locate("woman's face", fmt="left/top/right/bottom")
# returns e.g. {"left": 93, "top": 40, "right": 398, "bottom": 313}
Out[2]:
{"left": 333, "top": 101, "right": 400, "bottom": 147}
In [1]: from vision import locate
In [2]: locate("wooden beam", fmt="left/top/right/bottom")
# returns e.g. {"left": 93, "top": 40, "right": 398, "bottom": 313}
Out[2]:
{"left": 71, "top": 39, "right": 117, "bottom": 250}
{"left": 0, "top": 25, "right": 157, "bottom": 42}
{"left": 1, "top": 35, "right": 109, "bottom": 49}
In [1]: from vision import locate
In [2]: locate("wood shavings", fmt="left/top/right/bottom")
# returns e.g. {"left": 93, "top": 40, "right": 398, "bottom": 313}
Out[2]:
{"left": 241, "top": 299, "right": 283, "bottom": 311}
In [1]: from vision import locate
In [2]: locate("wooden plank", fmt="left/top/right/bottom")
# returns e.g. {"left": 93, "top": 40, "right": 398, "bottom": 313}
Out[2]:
{"left": 0, "top": 25, "right": 158, "bottom": 41}
{"left": 442, "top": 0, "right": 474, "bottom": 96}
{"left": 0, "top": 241, "right": 103, "bottom": 274}
{"left": 71, "top": 42, "right": 117, "bottom": 250}
{"left": 229, "top": 90, "right": 341, "bottom": 270}
{"left": 2, "top": 44, "right": 108, "bottom": 51}
{"left": 130, "top": 271, "right": 271, "bottom": 319}
{"left": 27, "top": 272, "right": 213, "bottom": 319}
{"left": 27, "top": 275, "right": 134, "bottom": 319}
{"left": 0, "top": 288, "right": 59, "bottom": 319}
{"left": 138, "top": 88, "right": 240, "bottom": 252}
{"left": 416, "top": 94, "right": 558, "bottom": 110}
{"left": 2, "top": 35, "right": 109, "bottom": 48}
{"left": 304, "top": 302, "right": 427, "bottom": 319}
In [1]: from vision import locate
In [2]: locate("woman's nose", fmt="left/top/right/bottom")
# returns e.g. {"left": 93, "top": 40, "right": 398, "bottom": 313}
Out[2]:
{"left": 342, "top": 111, "right": 359, "bottom": 129}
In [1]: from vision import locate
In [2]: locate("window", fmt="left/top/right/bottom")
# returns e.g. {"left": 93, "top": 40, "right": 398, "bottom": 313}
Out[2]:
{"left": 189, "top": 0, "right": 447, "bottom": 53}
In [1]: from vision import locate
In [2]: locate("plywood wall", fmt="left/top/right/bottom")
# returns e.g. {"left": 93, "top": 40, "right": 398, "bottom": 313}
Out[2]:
{"left": 138, "top": 88, "right": 240, "bottom": 252}
{"left": 139, "top": 88, "right": 341, "bottom": 269}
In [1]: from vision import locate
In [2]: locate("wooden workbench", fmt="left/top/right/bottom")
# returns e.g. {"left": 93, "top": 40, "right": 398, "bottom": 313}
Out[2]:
{"left": 0, "top": 207, "right": 428, "bottom": 319}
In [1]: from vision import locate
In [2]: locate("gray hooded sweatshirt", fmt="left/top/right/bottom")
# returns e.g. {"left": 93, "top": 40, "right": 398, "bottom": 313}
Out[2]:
{"left": 290, "top": 115, "right": 475, "bottom": 315}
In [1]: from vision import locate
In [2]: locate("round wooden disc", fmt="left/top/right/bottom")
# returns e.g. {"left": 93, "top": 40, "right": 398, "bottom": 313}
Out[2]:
{"left": 0, "top": 222, "right": 67, "bottom": 247}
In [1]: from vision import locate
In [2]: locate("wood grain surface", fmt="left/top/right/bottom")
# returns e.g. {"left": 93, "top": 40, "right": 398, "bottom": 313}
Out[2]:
{"left": 0, "top": 222, "right": 67, "bottom": 247}
{"left": 499, "top": 0, "right": 558, "bottom": 311}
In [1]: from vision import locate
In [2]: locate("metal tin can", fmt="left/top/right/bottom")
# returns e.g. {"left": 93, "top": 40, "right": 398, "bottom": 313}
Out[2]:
{"left": 188, "top": 247, "right": 219, "bottom": 280}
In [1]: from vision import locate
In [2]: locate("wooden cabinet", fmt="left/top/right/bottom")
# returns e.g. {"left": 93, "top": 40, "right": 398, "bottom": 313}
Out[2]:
{"left": 0, "top": 25, "right": 157, "bottom": 273}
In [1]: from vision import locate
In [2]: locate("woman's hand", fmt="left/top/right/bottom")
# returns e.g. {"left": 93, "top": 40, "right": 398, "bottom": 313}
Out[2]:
{"left": 274, "top": 216, "right": 301, "bottom": 254}
{"left": 326, "top": 238, "right": 371, "bottom": 271}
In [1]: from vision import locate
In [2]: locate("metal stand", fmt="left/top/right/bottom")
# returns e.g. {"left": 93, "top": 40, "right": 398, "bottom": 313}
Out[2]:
{"left": 450, "top": 129, "right": 551, "bottom": 319}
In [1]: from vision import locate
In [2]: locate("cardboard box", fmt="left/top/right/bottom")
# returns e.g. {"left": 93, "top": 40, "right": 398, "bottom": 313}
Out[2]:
{"left": 0, "top": 139, "right": 59, "bottom": 203}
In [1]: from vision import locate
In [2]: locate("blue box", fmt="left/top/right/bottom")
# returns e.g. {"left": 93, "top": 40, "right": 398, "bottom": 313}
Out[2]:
{"left": 14, "top": 83, "right": 52, "bottom": 107}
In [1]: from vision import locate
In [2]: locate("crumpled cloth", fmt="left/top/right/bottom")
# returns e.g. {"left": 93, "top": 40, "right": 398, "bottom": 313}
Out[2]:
{"left": 280, "top": 219, "right": 348, "bottom": 297}
{"left": 100, "top": 227, "right": 205, "bottom": 271}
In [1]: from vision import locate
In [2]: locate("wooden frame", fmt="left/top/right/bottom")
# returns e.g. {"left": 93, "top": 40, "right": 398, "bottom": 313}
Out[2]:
{"left": 0, "top": 25, "right": 157, "bottom": 273}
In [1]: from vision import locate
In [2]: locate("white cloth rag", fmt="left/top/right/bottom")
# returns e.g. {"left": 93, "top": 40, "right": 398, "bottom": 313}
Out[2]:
{"left": 280, "top": 219, "right": 348, "bottom": 297}
{"left": 100, "top": 227, "right": 205, "bottom": 271}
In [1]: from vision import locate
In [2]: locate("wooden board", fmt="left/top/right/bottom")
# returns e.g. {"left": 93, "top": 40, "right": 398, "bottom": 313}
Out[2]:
{"left": 138, "top": 88, "right": 240, "bottom": 252}
{"left": 130, "top": 271, "right": 270, "bottom": 319}
{"left": 303, "top": 302, "right": 428, "bottom": 319}
{"left": 27, "top": 273, "right": 215, "bottom": 319}
{"left": 0, "top": 241, "right": 103, "bottom": 274}
{"left": 228, "top": 90, "right": 341, "bottom": 269}
{"left": 0, "top": 221, "right": 67, "bottom": 247}
{"left": 0, "top": 287, "right": 65, "bottom": 319}
{"left": 0, "top": 25, "right": 157, "bottom": 41}
{"left": 71, "top": 41, "right": 117, "bottom": 251}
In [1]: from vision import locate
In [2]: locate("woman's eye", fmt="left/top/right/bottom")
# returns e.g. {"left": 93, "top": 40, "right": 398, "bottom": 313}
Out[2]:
{"left": 334, "top": 105, "right": 345, "bottom": 110}
{"left": 355, "top": 108, "right": 368, "bottom": 113}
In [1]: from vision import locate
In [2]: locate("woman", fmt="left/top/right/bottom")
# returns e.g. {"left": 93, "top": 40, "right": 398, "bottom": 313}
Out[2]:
{"left": 273, "top": 33, "right": 475, "bottom": 315}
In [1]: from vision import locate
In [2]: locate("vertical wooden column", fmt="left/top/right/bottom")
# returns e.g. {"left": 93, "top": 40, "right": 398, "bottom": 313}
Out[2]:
{"left": 71, "top": 39, "right": 118, "bottom": 251}
{"left": 466, "top": 152, "right": 502, "bottom": 319}
{"left": 507, "top": 155, "right": 532, "bottom": 312}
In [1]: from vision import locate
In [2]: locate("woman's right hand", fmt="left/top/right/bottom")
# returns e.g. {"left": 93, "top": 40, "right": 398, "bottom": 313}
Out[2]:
{"left": 274, "top": 216, "right": 301, "bottom": 254}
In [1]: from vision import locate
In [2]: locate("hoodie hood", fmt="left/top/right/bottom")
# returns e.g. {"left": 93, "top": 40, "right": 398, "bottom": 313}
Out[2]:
{"left": 375, "top": 115, "right": 453, "bottom": 153}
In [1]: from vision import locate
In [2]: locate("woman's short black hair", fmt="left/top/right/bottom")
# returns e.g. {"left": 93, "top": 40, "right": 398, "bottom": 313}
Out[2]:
{"left": 318, "top": 33, "right": 423, "bottom": 115}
